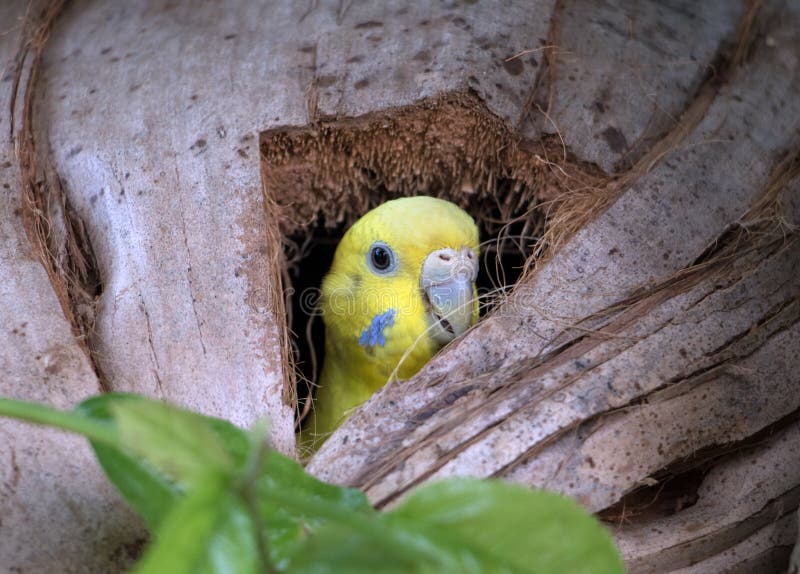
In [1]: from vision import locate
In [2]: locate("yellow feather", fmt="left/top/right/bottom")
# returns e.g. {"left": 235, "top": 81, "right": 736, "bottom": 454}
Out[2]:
{"left": 303, "top": 196, "right": 479, "bottom": 452}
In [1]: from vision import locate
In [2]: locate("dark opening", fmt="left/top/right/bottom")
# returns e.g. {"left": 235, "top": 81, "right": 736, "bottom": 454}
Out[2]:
{"left": 259, "top": 93, "right": 601, "bottom": 434}
{"left": 596, "top": 467, "right": 707, "bottom": 527}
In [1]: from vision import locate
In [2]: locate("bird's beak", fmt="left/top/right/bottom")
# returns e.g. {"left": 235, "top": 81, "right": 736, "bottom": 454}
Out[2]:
{"left": 421, "top": 246, "right": 479, "bottom": 344}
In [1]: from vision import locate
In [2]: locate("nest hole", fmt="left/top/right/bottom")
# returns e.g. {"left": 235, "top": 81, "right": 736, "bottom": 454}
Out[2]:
{"left": 597, "top": 467, "right": 706, "bottom": 527}
{"left": 260, "top": 92, "right": 597, "bottom": 431}
{"left": 597, "top": 407, "right": 800, "bottom": 527}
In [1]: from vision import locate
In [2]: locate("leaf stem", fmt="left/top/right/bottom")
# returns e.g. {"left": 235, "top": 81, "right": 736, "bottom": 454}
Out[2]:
{"left": 237, "top": 423, "right": 277, "bottom": 574}
{"left": 0, "top": 398, "right": 120, "bottom": 446}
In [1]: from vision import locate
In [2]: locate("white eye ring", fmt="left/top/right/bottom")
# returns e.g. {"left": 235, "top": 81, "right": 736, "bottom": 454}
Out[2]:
{"left": 367, "top": 241, "right": 398, "bottom": 274}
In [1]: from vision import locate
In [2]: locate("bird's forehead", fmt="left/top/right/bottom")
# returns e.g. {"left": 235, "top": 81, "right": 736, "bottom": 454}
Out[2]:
{"left": 351, "top": 206, "right": 477, "bottom": 254}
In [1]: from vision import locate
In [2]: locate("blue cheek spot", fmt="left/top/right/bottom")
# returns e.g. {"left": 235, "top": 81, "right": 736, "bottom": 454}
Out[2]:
{"left": 359, "top": 309, "right": 397, "bottom": 349}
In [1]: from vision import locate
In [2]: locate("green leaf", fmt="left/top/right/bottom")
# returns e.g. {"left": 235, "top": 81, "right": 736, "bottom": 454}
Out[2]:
{"left": 282, "top": 524, "right": 433, "bottom": 574}
{"left": 259, "top": 449, "right": 371, "bottom": 516}
{"left": 77, "top": 395, "right": 180, "bottom": 529}
{"left": 287, "top": 479, "right": 624, "bottom": 574}
{"left": 283, "top": 497, "right": 503, "bottom": 574}
{"left": 261, "top": 480, "right": 447, "bottom": 574}
{"left": 76, "top": 394, "right": 375, "bottom": 571}
{"left": 78, "top": 393, "right": 256, "bottom": 528}
{"left": 4, "top": 393, "right": 625, "bottom": 573}
{"left": 388, "top": 479, "right": 625, "bottom": 574}
{"left": 87, "top": 397, "right": 265, "bottom": 574}
{"left": 110, "top": 396, "right": 235, "bottom": 483}
{"left": 200, "top": 501, "right": 260, "bottom": 574}
{"left": 131, "top": 469, "right": 259, "bottom": 574}
{"left": 0, "top": 394, "right": 264, "bottom": 573}
{"left": 255, "top": 449, "right": 374, "bottom": 568}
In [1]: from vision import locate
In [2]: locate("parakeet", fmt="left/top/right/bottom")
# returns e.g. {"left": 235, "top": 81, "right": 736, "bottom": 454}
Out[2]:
{"left": 303, "top": 196, "right": 480, "bottom": 452}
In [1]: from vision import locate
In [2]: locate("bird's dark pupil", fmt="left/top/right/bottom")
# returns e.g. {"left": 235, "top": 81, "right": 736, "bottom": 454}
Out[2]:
{"left": 372, "top": 247, "right": 390, "bottom": 269}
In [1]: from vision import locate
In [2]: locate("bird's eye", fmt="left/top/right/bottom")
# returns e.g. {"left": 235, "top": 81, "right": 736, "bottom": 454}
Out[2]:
{"left": 368, "top": 242, "right": 396, "bottom": 274}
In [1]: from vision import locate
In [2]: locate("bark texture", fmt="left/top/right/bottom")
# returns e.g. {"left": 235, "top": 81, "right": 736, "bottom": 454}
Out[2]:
{"left": 2, "top": 0, "right": 798, "bottom": 572}
{"left": 1, "top": 2, "right": 143, "bottom": 571}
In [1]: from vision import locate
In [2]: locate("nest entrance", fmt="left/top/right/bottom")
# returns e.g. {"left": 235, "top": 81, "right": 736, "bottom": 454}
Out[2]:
{"left": 259, "top": 92, "right": 595, "bottom": 431}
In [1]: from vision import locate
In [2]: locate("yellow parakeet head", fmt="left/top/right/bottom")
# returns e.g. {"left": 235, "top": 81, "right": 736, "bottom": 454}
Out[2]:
{"left": 305, "top": 196, "right": 479, "bottom": 449}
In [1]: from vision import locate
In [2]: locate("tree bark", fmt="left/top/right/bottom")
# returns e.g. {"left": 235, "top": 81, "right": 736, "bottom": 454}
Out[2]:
{"left": 2, "top": 0, "right": 798, "bottom": 572}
